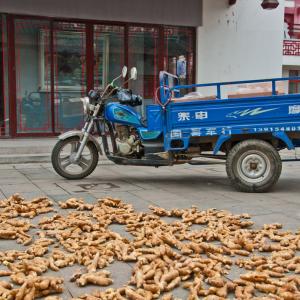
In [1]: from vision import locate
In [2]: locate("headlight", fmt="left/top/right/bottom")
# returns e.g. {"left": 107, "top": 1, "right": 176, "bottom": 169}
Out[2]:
{"left": 81, "top": 97, "right": 91, "bottom": 115}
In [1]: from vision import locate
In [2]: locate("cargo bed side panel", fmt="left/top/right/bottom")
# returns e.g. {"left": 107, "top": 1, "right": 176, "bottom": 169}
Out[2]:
{"left": 165, "top": 94, "right": 300, "bottom": 150}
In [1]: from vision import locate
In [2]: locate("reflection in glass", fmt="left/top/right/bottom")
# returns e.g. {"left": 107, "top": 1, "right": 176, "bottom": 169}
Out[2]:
{"left": 94, "top": 25, "right": 124, "bottom": 90}
{"left": 164, "top": 27, "right": 194, "bottom": 88}
{"left": 15, "top": 19, "right": 52, "bottom": 133}
{"left": 9, "top": 18, "right": 195, "bottom": 135}
{"left": 53, "top": 22, "right": 86, "bottom": 132}
{"left": 128, "top": 26, "right": 159, "bottom": 113}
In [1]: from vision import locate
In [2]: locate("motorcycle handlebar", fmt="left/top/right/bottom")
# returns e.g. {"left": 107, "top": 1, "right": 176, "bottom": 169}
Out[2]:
{"left": 88, "top": 87, "right": 143, "bottom": 107}
{"left": 88, "top": 89, "right": 101, "bottom": 102}
{"left": 116, "top": 89, "right": 143, "bottom": 107}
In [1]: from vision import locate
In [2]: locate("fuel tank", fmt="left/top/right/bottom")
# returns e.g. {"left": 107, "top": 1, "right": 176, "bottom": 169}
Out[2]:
{"left": 105, "top": 102, "right": 144, "bottom": 127}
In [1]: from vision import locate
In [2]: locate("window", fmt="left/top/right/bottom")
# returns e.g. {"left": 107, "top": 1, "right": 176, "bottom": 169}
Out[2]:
{"left": 14, "top": 19, "right": 52, "bottom": 133}
{"left": 53, "top": 22, "right": 86, "bottom": 132}
{"left": 289, "top": 70, "right": 300, "bottom": 93}
{"left": 4, "top": 15, "right": 196, "bottom": 136}
{"left": 164, "top": 26, "right": 194, "bottom": 88}
{"left": 128, "top": 26, "right": 159, "bottom": 113}
{"left": 94, "top": 25, "right": 124, "bottom": 89}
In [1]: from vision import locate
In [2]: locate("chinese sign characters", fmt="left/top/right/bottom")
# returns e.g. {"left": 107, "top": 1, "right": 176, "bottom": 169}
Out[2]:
{"left": 178, "top": 111, "right": 208, "bottom": 122}
{"left": 178, "top": 112, "right": 190, "bottom": 121}
{"left": 289, "top": 105, "right": 300, "bottom": 115}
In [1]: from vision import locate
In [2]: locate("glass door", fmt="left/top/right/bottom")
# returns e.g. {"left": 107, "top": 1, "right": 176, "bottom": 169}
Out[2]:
{"left": 128, "top": 26, "right": 159, "bottom": 113}
{"left": 0, "top": 15, "right": 4, "bottom": 136}
{"left": 53, "top": 22, "right": 86, "bottom": 132}
{"left": 9, "top": 17, "right": 195, "bottom": 136}
{"left": 14, "top": 19, "right": 52, "bottom": 134}
{"left": 164, "top": 27, "right": 194, "bottom": 87}
{"left": 94, "top": 25, "right": 124, "bottom": 90}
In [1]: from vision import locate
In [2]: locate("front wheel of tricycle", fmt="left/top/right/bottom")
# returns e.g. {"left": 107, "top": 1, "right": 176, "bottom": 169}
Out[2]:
{"left": 226, "top": 139, "right": 282, "bottom": 193}
{"left": 51, "top": 136, "right": 99, "bottom": 180}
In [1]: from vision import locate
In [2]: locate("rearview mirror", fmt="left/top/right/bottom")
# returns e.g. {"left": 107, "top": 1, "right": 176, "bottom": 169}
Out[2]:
{"left": 122, "top": 66, "right": 128, "bottom": 78}
{"left": 130, "top": 67, "right": 137, "bottom": 80}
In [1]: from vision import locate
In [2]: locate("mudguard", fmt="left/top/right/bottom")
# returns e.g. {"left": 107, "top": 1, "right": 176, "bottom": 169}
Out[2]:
{"left": 58, "top": 130, "right": 103, "bottom": 155}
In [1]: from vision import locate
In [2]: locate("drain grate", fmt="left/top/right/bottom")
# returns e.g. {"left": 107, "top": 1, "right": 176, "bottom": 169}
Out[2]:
{"left": 76, "top": 182, "right": 119, "bottom": 190}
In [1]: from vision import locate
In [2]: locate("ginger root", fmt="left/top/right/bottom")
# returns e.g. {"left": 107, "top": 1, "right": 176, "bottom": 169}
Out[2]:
{"left": 0, "top": 195, "right": 300, "bottom": 300}
{"left": 76, "top": 271, "right": 113, "bottom": 287}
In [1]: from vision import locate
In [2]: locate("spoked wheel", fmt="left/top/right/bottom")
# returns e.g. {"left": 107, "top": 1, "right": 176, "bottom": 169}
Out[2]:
{"left": 51, "top": 136, "right": 99, "bottom": 179}
{"left": 226, "top": 139, "right": 282, "bottom": 193}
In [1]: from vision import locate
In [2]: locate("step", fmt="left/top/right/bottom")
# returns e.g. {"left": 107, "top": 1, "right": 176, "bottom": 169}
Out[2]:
{"left": 0, "top": 138, "right": 57, "bottom": 155}
{"left": 0, "top": 139, "right": 299, "bottom": 164}
{"left": 0, "top": 153, "right": 51, "bottom": 164}
{"left": 0, "top": 137, "right": 114, "bottom": 164}
{"left": 0, "top": 146, "right": 53, "bottom": 155}
{"left": 0, "top": 153, "right": 111, "bottom": 165}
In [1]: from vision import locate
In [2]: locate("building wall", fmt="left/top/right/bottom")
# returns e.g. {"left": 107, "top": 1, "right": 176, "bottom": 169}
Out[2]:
{"left": 283, "top": 54, "right": 300, "bottom": 66}
{"left": 197, "top": 0, "right": 285, "bottom": 85}
{"left": 282, "top": 0, "right": 300, "bottom": 80}
{"left": 0, "top": 0, "right": 202, "bottom": 27}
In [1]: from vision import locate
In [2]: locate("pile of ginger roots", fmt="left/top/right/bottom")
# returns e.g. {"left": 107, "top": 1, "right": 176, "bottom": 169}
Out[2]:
{"left": 0, "top": 194, "right": 300, "bottom": 300}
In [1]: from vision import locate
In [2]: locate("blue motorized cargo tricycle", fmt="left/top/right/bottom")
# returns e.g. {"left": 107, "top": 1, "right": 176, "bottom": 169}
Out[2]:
{"left": 51, "top": 67, "right": 300, "bottom": 192}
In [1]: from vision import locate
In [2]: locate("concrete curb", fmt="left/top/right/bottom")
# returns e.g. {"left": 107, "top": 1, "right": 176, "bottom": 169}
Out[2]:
{"left": 0, "top": 152, "right": 298, "bottom": 165}
{"left": 0, "top": 154, "right": 113, "bottom": 165}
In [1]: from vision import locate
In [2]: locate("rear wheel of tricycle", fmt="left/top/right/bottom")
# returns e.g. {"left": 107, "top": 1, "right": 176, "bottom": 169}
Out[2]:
{"left": 226, "top": 139, "right": 282, "bottom": 193}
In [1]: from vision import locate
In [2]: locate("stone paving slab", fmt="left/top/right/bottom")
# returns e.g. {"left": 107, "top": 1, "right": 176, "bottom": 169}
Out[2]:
{"left": 0, "top": 161, "right": 299, "bottom": 299}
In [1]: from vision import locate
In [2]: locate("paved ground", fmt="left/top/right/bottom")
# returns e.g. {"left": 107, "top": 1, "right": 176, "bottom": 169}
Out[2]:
{"left": 0, "top": 161, "right": 299, "bottom": 298}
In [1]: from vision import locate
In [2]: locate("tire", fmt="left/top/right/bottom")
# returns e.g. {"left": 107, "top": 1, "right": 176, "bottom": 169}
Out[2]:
{"left": 51, "top": 136, "right": 99, "bottom": 180}
{"left": 226, "top": 139, "right": 282, "bottom": 193}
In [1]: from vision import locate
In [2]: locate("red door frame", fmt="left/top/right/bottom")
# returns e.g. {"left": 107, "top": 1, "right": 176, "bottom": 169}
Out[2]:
{"left": 7, "top": 15, "right": 17, "bottom": 137}
{"left": 50, "top": 21, "right": 55, "bottom": 134}
{"left": 7, "top": 16, "right": 58, "bottom": 137}
{"left": 0, "top": 15, "right": 6, "bottom": 137}
{"left": 86, "top": 23, "right": 94, "bottom": 93}
{"left": 5, "top": 13, "right": 196, "bottom": 138}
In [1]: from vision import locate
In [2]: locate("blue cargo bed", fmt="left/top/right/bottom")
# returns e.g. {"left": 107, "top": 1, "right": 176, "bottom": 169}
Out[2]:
{"left": 151, "top": 72, "right": 300, "bottom": 154}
